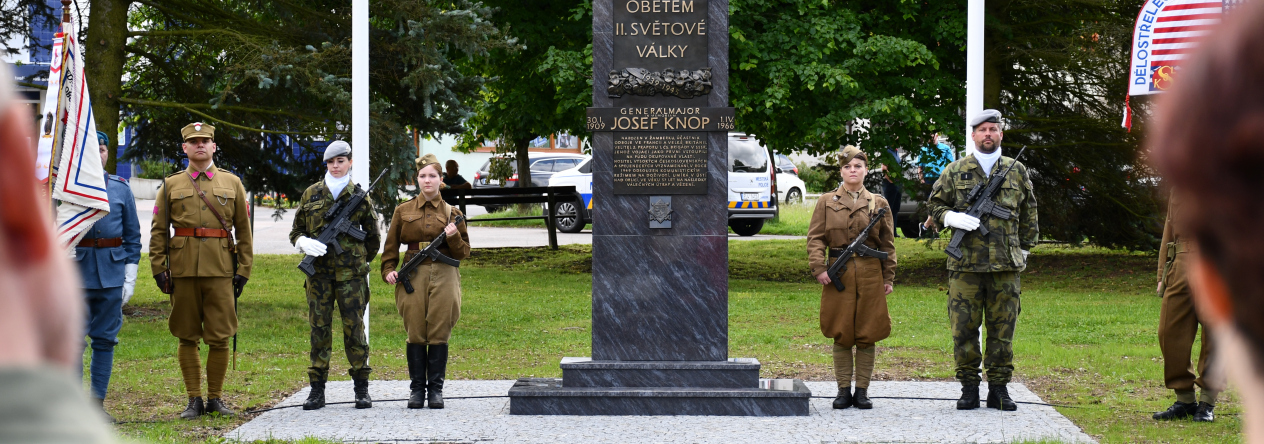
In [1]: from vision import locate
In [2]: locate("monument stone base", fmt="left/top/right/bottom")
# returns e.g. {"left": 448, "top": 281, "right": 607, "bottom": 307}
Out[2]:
{"left": 508, "top": 358, "right": 812, "bottom": 416}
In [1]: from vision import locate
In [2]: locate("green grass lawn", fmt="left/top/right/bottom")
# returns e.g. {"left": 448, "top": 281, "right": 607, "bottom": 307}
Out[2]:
{"left": 104, "top": 240, "right": 1238, "bottom": 443}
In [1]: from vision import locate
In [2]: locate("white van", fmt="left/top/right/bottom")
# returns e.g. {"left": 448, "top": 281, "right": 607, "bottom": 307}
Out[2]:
{"left": 546, "top": 134, "right": 777, "bottom": 235}
{"left": 726, "top": 133, "right": 777, "bottom": 235}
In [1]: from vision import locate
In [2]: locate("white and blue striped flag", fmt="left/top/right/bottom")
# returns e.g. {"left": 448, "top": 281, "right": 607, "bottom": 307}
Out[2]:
{"left": 50, "top": 23, "right": 110, "bottom": 247}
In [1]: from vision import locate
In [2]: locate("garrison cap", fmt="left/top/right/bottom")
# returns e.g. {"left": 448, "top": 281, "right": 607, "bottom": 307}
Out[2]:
{"left": 969, "top": 109, "right": 1004, "bottom": 129}
{"left": 323, "top": 140, "right": 352, "bottom": 161}
{"left": 837, "top": 145, "right": 868, "bottom": 165}
{"left": 180, "top": 122, "right": 215, "bottom": 140}
{"left": 415, "top": 153, "right": 443, "bottom": 176}
{"left": 96, "top": 131, "right": 109, "bottom": 146}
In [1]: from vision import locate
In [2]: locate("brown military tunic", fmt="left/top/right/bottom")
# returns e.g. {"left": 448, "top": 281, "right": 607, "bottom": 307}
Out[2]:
{"left": 381, "top": 194, "right": 469, "bottom": 345}
{"left": 1157, "top": 192, "right": 1218, "bottom": 398}
{"left": 807, "top": 186, "right": 897, "bottom": 347}
{"left": 150, "top": 164, "right": 254, "bottom": 347}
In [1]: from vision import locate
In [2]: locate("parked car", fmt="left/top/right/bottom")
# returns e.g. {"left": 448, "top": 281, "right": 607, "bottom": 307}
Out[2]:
{"left": 774, "top": 153, "right": 806, "bottom": 204}
{"left": 472, "top": 153, "right": 589, "bottom": 212}
{"left": 547, "top": 133, "right": 778, "bottom": 236}
{"left": 543, "top": 158, "right": 594, "bottom": 233}
{"left": 727, "top": 134, "right": 777, "bottom": 236}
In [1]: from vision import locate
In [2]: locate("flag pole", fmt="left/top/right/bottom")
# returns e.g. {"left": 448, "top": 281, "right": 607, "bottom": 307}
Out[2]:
{"left": 47, "top": 0, "right": 74, "bottom": 207}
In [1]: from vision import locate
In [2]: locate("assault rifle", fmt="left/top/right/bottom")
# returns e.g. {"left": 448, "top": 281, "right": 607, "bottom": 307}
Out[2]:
{"left": 944, "top": 146, "right": 1027, "bottom": 260}
{"left": 396, "top": 214, "right": 466, "bottom": 294}
{"left": 298, "top": 168, "right": 389, "bottom": 276}
{"left": 826, "top": 207, "right": 889, "bottom": 292}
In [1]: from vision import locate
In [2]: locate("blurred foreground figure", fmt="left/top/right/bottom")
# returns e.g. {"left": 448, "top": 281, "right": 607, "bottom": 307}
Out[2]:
{"left": 0, "top": 63, "right": 118, "bottom": 443}
{"left": 1149, "top": 2, "right": 1264, "bottom": 441}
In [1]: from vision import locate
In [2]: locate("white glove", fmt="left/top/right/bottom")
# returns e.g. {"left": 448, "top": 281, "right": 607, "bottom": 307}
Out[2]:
{"left": 122, "top": 263, "right": 138, "bottom": 305}
{"left": 1022, "top": 250, "right": 1030, "bottom": 262}
{"left": 296, "top": 236, "right": 328, "bottom": 257}
{"left": 944, "top": 211, "right": 981, "bottom": 231}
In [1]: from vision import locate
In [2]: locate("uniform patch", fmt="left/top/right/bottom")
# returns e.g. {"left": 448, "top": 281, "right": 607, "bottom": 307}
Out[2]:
{"left": 960, "top": 172, "right": 974, "bottom": 180}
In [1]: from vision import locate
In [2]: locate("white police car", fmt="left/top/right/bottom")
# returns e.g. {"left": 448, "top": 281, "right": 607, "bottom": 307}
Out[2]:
{"left": 546, "top": 133, "right": 778, "bottom": 236}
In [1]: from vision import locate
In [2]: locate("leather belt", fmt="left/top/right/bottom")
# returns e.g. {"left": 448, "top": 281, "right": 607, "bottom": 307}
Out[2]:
{"left": 828, "top": 248, "right": 844, "bottom": 258}
{"left": 77, "top": 237, "right": 123, "bottom": 248}
{"left": 174, "top": 227, "right": 230, "bottom": 238}
{"left": 407, "top": 242, "right": 420, "bottom": 251}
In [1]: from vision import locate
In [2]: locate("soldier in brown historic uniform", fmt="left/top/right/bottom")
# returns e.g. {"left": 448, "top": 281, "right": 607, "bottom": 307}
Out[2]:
{"left": 382, "top": 153, "right": 469, "bottom": 409}
{"left": 149, "top": 122, "right": 253, "bottom": 419}
{"left": 806, "top": 145, "right": 897, "bottom": 410}
{"left": 1152, "top": 192, "right": 1221, "bottom": 422}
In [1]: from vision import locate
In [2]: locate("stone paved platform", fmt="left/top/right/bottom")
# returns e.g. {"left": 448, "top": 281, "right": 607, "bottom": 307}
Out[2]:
{"left": 227, "top": 380, "right": 1095, "bottom": 443}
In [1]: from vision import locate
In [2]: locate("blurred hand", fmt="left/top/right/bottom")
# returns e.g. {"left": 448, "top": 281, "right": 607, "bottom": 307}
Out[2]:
{"left": 0, "top": 91, "right": 82, "bottom": 369}
{"left": 884, "top": 283, "right": 894, "bottom": 295}
{"left": 385, "top": 271, "right": 398, "bottom": 284}
{"left": 444, "top": 222, "right": 458, "bottom": 237}
{"left": 816, "top": 271, "right": 832, "bottom": 286}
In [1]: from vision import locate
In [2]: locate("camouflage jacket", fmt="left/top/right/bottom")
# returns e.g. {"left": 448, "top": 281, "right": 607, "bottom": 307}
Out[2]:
{"left": 927, "top": 153, "right": 1038, "bottom": 272}
{"left": 289, "top": 181, "right": 381, "bottom": 281}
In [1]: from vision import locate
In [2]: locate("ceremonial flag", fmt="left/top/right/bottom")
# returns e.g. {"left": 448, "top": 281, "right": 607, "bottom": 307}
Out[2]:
{"left": 50, "top": 22, "right": 110, "bottom": 247}
{"left": 35, "top": 34, "right": 63, "bottom": 183}
{"left": 1123, "top": 0, "right": 1235, "bottom": 130}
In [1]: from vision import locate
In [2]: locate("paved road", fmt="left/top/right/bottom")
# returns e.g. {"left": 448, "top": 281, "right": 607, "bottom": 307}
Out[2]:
{"left": 136, "top": 199, "right": 803, "bottom": 253}
{"left": 228, "top": 380, "right": 1094, "bottom": 443}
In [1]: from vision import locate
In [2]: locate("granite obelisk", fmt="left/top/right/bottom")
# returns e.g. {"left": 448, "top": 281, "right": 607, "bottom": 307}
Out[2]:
{"left": 508, "top": 0, "right": 810, "bottom": 416}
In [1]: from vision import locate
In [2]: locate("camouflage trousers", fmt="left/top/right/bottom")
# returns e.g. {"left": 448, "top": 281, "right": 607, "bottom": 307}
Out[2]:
{"left": 948, "top": 271, "right": 1022, "bottom": 385}
{"left": 306, "top": 276, "right": 372, "bottom": 383}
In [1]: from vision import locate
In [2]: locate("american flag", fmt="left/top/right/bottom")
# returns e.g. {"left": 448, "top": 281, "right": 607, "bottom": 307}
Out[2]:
{"left": 1146, "top": 0, "right": 1223, "bottom": 84}
{"left": 1123, "top": 0, "right": 1228, "bottom": 129}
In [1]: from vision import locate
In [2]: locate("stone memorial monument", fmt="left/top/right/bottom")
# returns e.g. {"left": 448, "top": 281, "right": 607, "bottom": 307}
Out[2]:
{"left": 508, "top": 0, "right": 811, "bottom": 415}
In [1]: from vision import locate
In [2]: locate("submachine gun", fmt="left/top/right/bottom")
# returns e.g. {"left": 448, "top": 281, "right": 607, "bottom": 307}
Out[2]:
{"left": 944, "top": 146, "right": 1027, "bottom": 261}
{"left": 826, "top": 207, "right": 889, "bottom": 292}
{"left": 298, "top": 168, "right": 389, "bottom": 276}
{"left": 396, "top": 214, "right": 466, "bottom": 294}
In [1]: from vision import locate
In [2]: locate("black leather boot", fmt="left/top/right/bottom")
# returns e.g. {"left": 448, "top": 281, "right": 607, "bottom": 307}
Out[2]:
{"left": 1192, "top": 402, "right": 1215, "bottom": 422}
{"left": 1153, "top": 400, "right": 1197, "bottom": 420}
{"left": 407, "top": 343, "right": 427, "bottom": 409}
{"left": 94, "top": 397, "right": 116, "bottom": 423}
{"left": 427, "top": 344, "right": 448, "bottom": 409}
{"left": 303, "top": 381, "right": 325, "bottom": 410}
{"left": 179, "top": 397, "right": 204, "bottom": 419}
{"left": 205, "top": 398, "right": 236, "bottom": 417}
{"left": 852, "top": 387, "right": 873, "bottom": 409}
{"left": 353, "top": 378, "right": 372, "bottom": 409}
{"left": 956, "top": 384, "right": 980, "bottom": 410}
{"left": 986, "top": 384, "right": 1018, "bottom": 411}
{"left": 832, "top": 386, "right": 852, "bottom": 409}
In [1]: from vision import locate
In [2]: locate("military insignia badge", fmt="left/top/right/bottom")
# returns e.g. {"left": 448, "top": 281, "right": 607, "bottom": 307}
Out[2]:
{"left": 649, "top": 199, "right": 673, "bottom": 224}
{"left": 194, "top": 122, "right": 203, "bottom": 132}
{"left": 961, "top": 172, "right": 973, "bottom": 180}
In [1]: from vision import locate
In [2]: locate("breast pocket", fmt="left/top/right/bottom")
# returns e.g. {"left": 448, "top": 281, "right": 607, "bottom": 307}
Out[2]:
{"left": 399, "top": 212, "right": 425, "bottom": 242}
{"left": 302, "top": 201, "right": 328, "bottom": 233}
{"left": 169, "top": 189, "right": 196, "bottom": 220}
{"left": 953, "top": 180, "right": 978, "bottom": 211}
{"left": 212, "top": 187, "right": 236, "bottom": 220}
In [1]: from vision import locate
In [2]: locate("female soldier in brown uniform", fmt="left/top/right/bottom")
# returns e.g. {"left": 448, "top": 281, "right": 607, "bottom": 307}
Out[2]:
{"left": 381, "top": 154, "right": 469, "bottom": 409}
{"left": 806, "top": 145, "right": 897, "bottom": 410}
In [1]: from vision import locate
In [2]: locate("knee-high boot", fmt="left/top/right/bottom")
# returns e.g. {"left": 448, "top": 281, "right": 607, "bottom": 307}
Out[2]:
{"left": 427, "top": 344, "right": 448, "bottom": 409}
{"left": 406, "top": 343, "right": 427, "bottom": 409}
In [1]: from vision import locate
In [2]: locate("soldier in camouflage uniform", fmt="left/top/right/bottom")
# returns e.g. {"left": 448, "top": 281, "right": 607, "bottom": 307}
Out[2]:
{"left": 927, "top": 109, "right": 1038, "bottom": 411}
{"left": 290, "top": 141, "right": 381, "bottom": 410}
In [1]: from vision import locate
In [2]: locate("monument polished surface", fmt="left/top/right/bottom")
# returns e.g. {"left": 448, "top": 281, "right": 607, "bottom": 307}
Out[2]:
{"left": 506, "top": 0, "right": 810, "bottom": 416}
